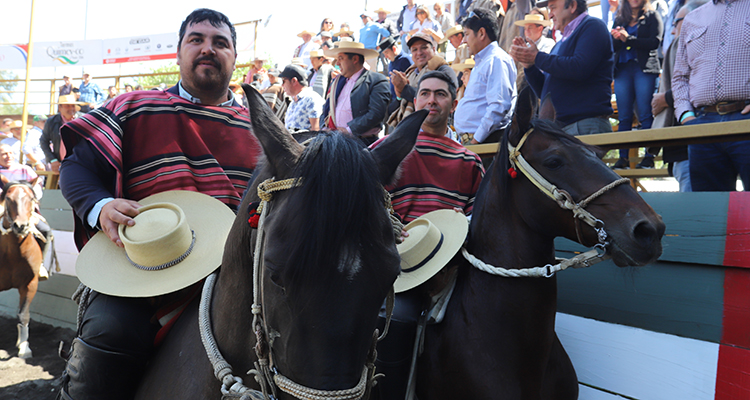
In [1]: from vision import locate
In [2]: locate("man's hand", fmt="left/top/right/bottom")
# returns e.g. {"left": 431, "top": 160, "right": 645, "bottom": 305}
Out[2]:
{"left": 390, "top": 70, "right": 408, "bottom": 97}
{"left": 50, "top": 161, "right": 60, "bottom": 173}
{"left": 651, "top": 93, "right": 668, "bottom": 115}
{"left": 99, "top": 199, "right": 142, "bottom": 247}
{"left": 742, "top": 104, "right": 750, "bottom": 115}
{"left": 510, "top": 37, "right": 538, "bottom": 69}
{"left": 470, "top": 138, "right": 480, "bottom": 144}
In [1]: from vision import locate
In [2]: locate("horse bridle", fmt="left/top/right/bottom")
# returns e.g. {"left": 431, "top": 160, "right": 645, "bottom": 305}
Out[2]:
{"left": 462, "top": 127, "right": 631, "bottom": 278}
{"left": 200, "top": 177, "right": 397, "bottom": 400}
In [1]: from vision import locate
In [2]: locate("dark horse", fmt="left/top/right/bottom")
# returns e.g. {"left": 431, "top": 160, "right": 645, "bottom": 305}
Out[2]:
{"left": 0, "top": 177, "right": 44, "bottom": 359}
{"left": 134, "top": 86, "right": 428, "bottom": 399}
{"left": 413, "top": 90, "right": 665, "bottom": 399}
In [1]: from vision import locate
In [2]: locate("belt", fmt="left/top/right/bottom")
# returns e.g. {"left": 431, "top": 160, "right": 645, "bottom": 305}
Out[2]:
{"left": 699, "top": 100, "right": 750, "bottom": 115}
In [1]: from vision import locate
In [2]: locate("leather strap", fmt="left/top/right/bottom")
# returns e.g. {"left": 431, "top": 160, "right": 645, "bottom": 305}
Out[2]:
{"left": 699, "top": 100, "right": 749, "bottom": 115}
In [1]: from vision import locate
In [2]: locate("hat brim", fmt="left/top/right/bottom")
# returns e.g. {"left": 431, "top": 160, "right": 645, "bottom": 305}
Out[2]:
{"left": 451, "top": 63, "right": 475, "bottom": 71}
{"left": 513, "top": 19, "right": 553, "bottom": 27}
{"left": 324, "top": 47, "right": 379, "bottom": 60}
{"left": 393, "top": 209, "right": 468, "bottom": 293}
{"left": 76, "top": 190, "right": 236, "bottom": 297}
{"left": 333, "top": 31, "right": 354, "bottom": 37}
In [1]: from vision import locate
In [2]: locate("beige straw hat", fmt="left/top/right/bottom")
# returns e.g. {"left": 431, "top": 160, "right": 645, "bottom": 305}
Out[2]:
{"left": 513, "top": 14, "right": 553, "bottom": 27}
{"left": 76, "top": 190, "right": 236, "bottom": 297}
{"left": 451, "top": 58, "right": 476, "bottom": 71}
{"left": 58, "top": 94, "right": 86, "bottom": 112}
{"left": 393, "top": 209, "right": 468, "bottom": 293}
{"left": 324, "top": 41, "right": 379, "bottom": 60}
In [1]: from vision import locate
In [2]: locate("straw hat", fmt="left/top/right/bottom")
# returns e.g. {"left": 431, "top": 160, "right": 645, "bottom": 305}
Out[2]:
{"left": 290, "top": 57, "right": 308, "bottom": 69}
{"left": 297, "top": 30, "right": 316, "bottom": 38}
{"left": 333, "top": 27, "right": 355, "bottom": 37}
{"left": 440, "top": 25, "right": 464, "bottom": 43}
{"left": 374, "top": 7, "right": 391, "bottom": 14}
{"left": 10, "top": 120, "right": 23, "bottom": 129}
{"left": 514, "top": 14, "right": 553, "bottom": 27}
{"left": 58, "top": 94, "right": 86, "bottom": 112}
{"left": 451, "top": 58, "right": 476, "bottom": 71}
{"left": 309, "top": 49, "right": 330, "bottom": 59}
{"left": 324, "top": 41, "right": 379, "bottom": 60}
{"left": 393, "top": 209, "right": 468, "bottom": 293}
{"left": 76, "top": 190, "right": 236, "bottom": 297}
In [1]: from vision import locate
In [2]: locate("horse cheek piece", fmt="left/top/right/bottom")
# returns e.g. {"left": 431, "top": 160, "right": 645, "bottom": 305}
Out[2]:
{"left": 132, "top": 85, "right": 427, "bottom": 400}
{"left": 0, "top": 181, "right": 44, "bottom": 360}
{"left": 411, "top": 89, "right": 665, "bottom": 400}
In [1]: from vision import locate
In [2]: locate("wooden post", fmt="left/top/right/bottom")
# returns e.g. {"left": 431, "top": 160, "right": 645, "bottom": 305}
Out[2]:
{"left": 18, "top": 0, "right": 37, "bottom": 165}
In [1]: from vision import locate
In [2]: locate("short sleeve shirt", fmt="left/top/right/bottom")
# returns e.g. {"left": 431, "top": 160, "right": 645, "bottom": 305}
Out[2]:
{"left": 284, "top": 87, "right": 325, "bottom": 131}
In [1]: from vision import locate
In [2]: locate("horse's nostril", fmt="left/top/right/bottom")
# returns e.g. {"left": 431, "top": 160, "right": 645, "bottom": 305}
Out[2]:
{"left": 633, "top": 220, "right": 663, "bottom": 247}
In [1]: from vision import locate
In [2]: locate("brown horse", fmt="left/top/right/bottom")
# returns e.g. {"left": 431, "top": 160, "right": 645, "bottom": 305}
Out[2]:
{"left": 413, "top": 90, "right": 666, "bottom": 399}
{"left": 134, "top": 86, "right": 428, "bottom": 399}
{"left": 0, "top": 177, "right": 44, "bottom": 359}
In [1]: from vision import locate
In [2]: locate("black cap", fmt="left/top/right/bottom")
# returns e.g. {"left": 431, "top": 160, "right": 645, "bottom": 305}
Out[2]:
{"left": 378, "top": 35, "right": 398, "bottom": 52}
{"left": 278, "top": 65, "right": 308, "bottom": 85}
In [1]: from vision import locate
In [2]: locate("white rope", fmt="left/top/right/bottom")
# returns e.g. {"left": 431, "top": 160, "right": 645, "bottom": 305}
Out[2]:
{"left": 274, "top": 369, "right": 368, "bottom": 400}
{"left": 462, "top": 247, "right": 610, "bottom": 278}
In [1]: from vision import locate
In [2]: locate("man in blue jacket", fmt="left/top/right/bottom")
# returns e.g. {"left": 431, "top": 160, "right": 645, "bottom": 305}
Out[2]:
{"left": 509, "top": 0, "right": 614, "bottom": 136}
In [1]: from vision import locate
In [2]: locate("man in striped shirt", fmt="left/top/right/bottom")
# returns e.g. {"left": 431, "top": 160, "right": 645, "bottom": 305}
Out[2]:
{"left": 57, "top": 9, "right": 261, "bottom": 400}
{"left": 372, "top": 69, "right": 484, "bottom": 223}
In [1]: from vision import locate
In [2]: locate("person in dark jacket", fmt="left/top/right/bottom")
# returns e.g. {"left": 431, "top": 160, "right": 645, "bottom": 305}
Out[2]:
{"left": 321, "top": 41, "right": 391, "bottom": 146}
{"left": 610, "top": 0, "right": 663, "bottom": 169}
{"left": 41, "top": 94, "right": 84, "bottom": 172}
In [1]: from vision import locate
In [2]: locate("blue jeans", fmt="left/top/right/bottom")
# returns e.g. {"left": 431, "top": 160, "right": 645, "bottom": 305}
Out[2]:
{"left": 687, "top": 111, "right": 750, "bottom": 191}
{"left": 615, "top": 60, "right": 658, "bottom": 158}
{"left": 561, "top": 116, "right": 613, "bottom": 136}
{"left": 672, "top": 160, "right": 692, "bottom": 192}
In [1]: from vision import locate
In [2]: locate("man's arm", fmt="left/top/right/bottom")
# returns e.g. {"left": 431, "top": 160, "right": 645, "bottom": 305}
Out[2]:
{"left": 671, "top": 27, "right": 694, "bottom": 123}
{"left": 348, "top": 74, "right": 391, "bottom": 136}
{"left": 473, "top": 58, "right": 517, "bottom": 143}
{"left": 40, "top": 117, "right": 58, "bottom": 163}
{"left": 534, "top": 21, "right": 612, "bottom": 82}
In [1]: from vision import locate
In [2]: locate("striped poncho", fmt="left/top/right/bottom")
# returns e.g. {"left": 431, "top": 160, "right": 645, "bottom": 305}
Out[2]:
{"left": 373, "top": 131, "right": 485, "bottom": 223}
{"left": 61, "top": 87, "right": 261, "bottom": 248}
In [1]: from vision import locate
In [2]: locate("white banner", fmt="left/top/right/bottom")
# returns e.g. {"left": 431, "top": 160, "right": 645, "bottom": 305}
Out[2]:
{"left": 102, "top": 33, "right": 178, "bottom": 64}
{"left": 33, "top": 40, "right": 102, "bottom": 67}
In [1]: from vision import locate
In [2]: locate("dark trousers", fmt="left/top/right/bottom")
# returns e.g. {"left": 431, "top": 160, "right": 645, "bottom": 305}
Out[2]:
{"left": 79, "top": 292, "right": 159, "bottom": 355}
{"left": 687, "top": 111, "right": 750, "bottom": 191}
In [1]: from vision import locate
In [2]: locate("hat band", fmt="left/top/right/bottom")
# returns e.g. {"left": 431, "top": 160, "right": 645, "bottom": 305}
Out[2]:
{"left": 126, "top": 230, "right": 196, "bottom": 271}
{"left": 402, "top": 234, "right": 444, "bottom": 273}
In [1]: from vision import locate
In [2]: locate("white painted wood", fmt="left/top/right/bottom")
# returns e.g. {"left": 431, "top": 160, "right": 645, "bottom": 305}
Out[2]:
{"left": 556, "top": 313, "right": 718, "bottom": 400}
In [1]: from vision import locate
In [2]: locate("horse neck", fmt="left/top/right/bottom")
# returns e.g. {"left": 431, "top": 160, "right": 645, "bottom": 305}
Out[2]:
{"left": 468, "top": 168, "right": 557, "bottom": 269}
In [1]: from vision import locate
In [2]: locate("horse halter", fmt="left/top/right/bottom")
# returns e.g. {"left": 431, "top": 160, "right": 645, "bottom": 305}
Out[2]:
{"left": 200, "top": 177, "right": 396, "bottom": 400}
{"left": 462, "top": 127, "right": 631, "bottom": 278}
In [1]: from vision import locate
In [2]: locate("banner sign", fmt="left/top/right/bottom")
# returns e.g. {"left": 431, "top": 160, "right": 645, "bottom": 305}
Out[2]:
{"left": 0, "top": 45, "right": 29, "bottom": 70}
{"left": 102, "top": 33, "right": 178, "bottom": 64}
{"left": 33, "top": 40, "right": 103, "bottom": 67}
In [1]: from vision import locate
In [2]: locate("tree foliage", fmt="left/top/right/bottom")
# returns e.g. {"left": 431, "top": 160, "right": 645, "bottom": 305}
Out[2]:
{"left": 135, "top": 64, "right": 180, "bottom": 89}
{"left": 0, "top": 70, "right": 21, "bottom": 115}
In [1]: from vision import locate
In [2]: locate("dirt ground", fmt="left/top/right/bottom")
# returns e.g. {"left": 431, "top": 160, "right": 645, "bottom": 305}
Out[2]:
{"left": 0, "top": 314, "right": 76, "bottom": 400}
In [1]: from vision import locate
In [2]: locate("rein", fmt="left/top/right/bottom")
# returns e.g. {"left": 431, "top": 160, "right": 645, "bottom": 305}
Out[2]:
{"left": 200, "top": 177, "right": 396, "bottom": 400}
{"left": 463, "top": 128, "right": 630, "bottom": 278}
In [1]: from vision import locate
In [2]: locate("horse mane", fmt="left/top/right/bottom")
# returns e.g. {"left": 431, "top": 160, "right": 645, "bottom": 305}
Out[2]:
{"left": 0, "top": 180, "right": 35, "bottom": 202}
{"left": 279, "top": 132, "right": 390, "bottom": 292}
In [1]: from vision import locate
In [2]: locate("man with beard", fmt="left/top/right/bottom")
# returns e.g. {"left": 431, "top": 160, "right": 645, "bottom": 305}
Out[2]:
{"left": 56, "top": 9, "right": 261, "bottom": 399}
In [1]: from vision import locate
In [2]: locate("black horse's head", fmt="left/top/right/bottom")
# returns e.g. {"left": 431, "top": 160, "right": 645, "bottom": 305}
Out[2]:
{"left": 474, "top": 87, "right": 664, "bottom": 267}
{"left": 231, "top": 84, "right": 426, "bottom": 398}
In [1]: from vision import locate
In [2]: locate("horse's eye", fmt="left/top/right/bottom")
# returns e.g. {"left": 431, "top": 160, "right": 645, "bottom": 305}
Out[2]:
{"left": 543, "top": 157, "right": 564, "bottom": 170}
{"left": 265, "top": 261, "right": 286, "bottom": 291}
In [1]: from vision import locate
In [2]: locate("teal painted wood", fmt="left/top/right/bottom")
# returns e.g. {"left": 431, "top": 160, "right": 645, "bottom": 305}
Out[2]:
{"left": 556, "top": 257, "right": 725, "bottom": 343}
{"left": 40, "top": 189, "right": 75, "bottom": 231}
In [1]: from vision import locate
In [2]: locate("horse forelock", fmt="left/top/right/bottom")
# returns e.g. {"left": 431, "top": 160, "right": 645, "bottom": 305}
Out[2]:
{"left": 278, "top": 133, "right": 392, "bottom": 291}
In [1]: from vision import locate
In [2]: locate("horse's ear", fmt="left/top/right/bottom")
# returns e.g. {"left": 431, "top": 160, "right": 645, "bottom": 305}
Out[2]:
{"left": 538, "top": 93, "right": 556, "bottom": 122}
{"left": 242, "top": 83, "right": 304, "bottom": 177}
{"left": 509, "top": 86, "right": 538, "bottom": 143}
{"left": 29, "top": 176, "right": 39, "bottom": 192}
{"left": 369, "top": 109, "right": 428, "bottom": 183}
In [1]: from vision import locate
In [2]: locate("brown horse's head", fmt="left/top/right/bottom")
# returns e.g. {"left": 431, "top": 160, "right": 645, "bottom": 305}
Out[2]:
{"left": 1, "top": 181, "right": 37, "bottom": 238}
{"left": 226, "top": 84, "right": 426, "bottom": 398}
{"left": 475, "top": 88, "right": 664, "bottom": 267}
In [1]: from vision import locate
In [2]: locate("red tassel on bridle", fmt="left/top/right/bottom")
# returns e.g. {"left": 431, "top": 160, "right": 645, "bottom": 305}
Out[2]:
{"left": 507, "top": 167, "right": 518, "bottom": 179}
{"left": 247, "top": 202, "right": 260, "bottom": 228}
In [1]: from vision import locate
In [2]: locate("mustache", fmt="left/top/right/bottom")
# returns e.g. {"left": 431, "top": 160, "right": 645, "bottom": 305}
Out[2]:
{"left": 193, "top": 56, "right": 221, "bottom": 69}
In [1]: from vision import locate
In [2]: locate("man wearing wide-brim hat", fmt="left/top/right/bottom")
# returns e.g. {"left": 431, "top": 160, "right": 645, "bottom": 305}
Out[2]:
{"left": 333, "top": 26, "right": 355, "bottom": 39}
{"left": 379, "top": 35, "right": 413, "bottom": 100}
{"left": 40, "top": 94, "right": 85, "bottom": 173}
{"left": 320, "top": 41, "right": 390, "bottom": 146}
{"left": 244, "top": 56, "right": 269, "bottom": 89}
{"left": 441, "top": 25, "right": 471, "bottom": 66}
{"left": 293, "top": 29, "right": 320, "bottom": 71}
{"left": 513, "top": 12, "right": 555, "bottom": 54}
{"left": 308, "top": 49, "right": 335, "bottom": 97}
{"left": 375, "top": 7, "right": 399, "bottom": 36}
